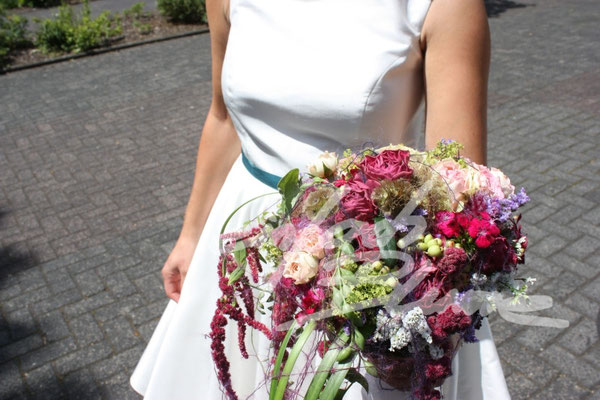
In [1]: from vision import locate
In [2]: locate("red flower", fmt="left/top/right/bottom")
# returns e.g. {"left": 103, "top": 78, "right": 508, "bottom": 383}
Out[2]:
{"left": 436, "top": 247, "right": 467, "bottom": 276}
{"left": 425, "top": 356, "right": 452, "bottom": 381}
{"left": 428, "top": 305, "right": 471, "bottom": 340}
{"left": 435, "top": 211, "right": 460, "bottom": 237}
{"left": 300, "top": 288, "right": 325, "bottom": 314}
{"left": 335, "top": 179, "right": 378, "bottom": 222}
{"left": 359, "top": 149, "right": 413, "bottom": 181}
{"left": 479, "top": 236, "right": 516, "bottom": 274}
{"left": 456, "top": 212, "right": 470, "bottom": 229}
{"left": 467, "top": 218, "right": 500, "bottom": 248}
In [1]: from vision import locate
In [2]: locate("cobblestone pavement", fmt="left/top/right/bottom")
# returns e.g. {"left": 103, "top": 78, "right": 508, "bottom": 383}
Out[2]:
{"left": 0, "top": 0, "right": 598, "bottom": 398}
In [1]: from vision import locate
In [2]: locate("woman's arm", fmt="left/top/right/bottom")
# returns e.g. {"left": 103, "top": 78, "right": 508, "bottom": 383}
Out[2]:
{"left": 162, "top": 0, "right": 240, "bottom": 302}
{"left": 420, "top": 0, "right": 491, "bottom": 165}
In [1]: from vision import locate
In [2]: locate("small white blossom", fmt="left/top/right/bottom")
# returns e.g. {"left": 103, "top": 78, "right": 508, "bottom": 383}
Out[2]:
{"left": 429, "top": 345, "right": 444, "bottom": 360}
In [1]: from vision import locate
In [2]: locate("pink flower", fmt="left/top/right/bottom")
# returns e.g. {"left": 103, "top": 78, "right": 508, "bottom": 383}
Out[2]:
{"left": 359, "top": 149, "right": 413, "bottom": 181}
{"left": 294, "top": 225, "right": 331, "bottom": 259}
{"left": 335, "top": 179, "right": 378, "bottom": 222}
{"left": 467, "top": 218, "right": 500, "bottom": 248}
{"left": 435, "top": 211, "right": 460, "bottom": 237}
{"left": 432, "top": 159, "right": 468, "bottom": 200}
{"left": 300, "top": 288, "right": 326, "bottom": 313}
{"left": 490, "top": 167, "right": 515, "bottom": 198}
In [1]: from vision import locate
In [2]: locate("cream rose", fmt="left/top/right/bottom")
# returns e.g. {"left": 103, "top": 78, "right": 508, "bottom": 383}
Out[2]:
{"left": 282, "top": 251, "right": 319, "bottom": 284}
{"left": 307, "top": 151, "right": 338, "bottom": 178}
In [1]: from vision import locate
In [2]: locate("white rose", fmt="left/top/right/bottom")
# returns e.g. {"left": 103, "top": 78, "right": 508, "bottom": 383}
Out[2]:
{"left": 307, "top": 151, "right": 338, "bottom": 178}
{"left": 282, "top": 251, "right": 319, "bottom": 284}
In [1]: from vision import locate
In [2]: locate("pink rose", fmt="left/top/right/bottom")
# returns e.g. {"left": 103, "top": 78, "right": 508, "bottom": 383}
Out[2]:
{"left": 490, "top": 167, "right": 515, "bottom": 198}
{"left": 335, "top": 179, "right": 378, "bottom": 222}
{"left": 432, "top": 159, "right": 468, "bottom": 200}
{"left": 294, "top": 225, "right": 331, "bottom": 259}
{"left": 282, "top": 251, "right": 319, "bottom": 284}
{"left": 359, "top": 149, "right": 413, "bottom": 181}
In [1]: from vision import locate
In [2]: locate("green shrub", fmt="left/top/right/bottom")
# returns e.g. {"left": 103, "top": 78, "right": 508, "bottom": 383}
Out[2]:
{"left": 1, "top": 0, "right": 63, "bottom": 8}
{"left": 0, "top": 9, "right": 31, "bottom": 67}
{"left": 157, "top": 0, "right": 207, "bottom": 24}
{"left": 123, "top": 2, "right": 149, "bottom": 19}
{"left": 35, "top": 0, "right": 121, "bottom": 53}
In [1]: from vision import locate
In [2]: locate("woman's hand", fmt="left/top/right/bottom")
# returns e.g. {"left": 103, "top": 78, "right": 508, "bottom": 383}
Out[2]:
{"left": 161, "top": 236, "right": 198, "bottom": 303}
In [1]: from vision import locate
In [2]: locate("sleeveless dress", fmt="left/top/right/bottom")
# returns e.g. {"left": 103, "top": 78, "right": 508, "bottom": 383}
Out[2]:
{"left": 130, "top": 0, "right": 511, "bottom": 399}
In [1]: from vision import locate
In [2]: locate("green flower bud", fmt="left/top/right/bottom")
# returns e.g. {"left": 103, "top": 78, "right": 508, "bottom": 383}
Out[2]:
{"left": 396, "top": 238, "right": 407, "bottom": 249}
{"left": 417, "top": 242, "right": 429, "bottom": 251}
{"left": 372, "top": 261, "right": 383, "bottom": 271}
{"left": 424, "top": 234, "right": 434, "bottom": 242}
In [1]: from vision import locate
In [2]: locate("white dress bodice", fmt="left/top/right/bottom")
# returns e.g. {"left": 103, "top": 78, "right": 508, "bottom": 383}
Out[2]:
{"left": 222, "top": 0, "right": 432, "bottom": 176}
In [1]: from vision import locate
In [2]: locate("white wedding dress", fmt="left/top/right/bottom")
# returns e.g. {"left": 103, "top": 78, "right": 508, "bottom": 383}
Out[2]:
{"left": 130, "top": 0, "right": 511, "bottom": 398}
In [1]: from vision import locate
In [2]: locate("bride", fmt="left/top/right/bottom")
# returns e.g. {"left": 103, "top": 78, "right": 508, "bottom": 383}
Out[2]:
{"left": 130, "top": 0, "right": 511, "bottom": 398}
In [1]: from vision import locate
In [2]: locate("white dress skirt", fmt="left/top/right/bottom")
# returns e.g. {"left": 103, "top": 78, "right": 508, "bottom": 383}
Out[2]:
{"left": 130, "top": 0, "right": 512, "bottom": 398}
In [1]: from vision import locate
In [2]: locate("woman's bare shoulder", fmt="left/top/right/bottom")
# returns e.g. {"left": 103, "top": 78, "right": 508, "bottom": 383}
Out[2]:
{"left": 206, "top": 0, "right": 232, "bottom": 119}
{"left": 421, "top": 0, "right": 489, "bottom": 51}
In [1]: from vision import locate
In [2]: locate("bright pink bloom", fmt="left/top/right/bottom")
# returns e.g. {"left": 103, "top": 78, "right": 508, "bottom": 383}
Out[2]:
{"left": 435, "top": 211, "right": 460, "bottom": 237}
{"left": 467, "top": 218, "right": 500, "bottom": 248}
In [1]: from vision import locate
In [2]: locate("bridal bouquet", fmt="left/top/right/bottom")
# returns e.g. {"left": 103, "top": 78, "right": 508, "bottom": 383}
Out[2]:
{"left": 210, "top": 140, "right": 531, "bottom": 400}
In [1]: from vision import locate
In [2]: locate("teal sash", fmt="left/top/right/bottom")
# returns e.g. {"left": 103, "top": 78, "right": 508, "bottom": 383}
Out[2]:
{"left": 241, "top": 151, "right": 282, "bottom": 190}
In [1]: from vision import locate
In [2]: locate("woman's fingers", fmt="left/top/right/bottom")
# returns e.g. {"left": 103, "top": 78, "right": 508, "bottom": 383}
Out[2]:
{"left": 162, "top": 264, "right": 182, "bottom": 303}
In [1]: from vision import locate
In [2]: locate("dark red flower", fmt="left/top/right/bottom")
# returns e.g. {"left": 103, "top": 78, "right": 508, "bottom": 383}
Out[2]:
{"left": 359, "top": 149, "right": 413, "bottom": 181}
{"left": 335, "top": 179, "right": 378, "bottom": 222}
{"left": 425, "top": 356, "right": 452, "bottom": 381}
{"left": 436, "top": 247, "right": 468, "bottom": 276}
{"left": 428, "top": 305, "right": 471, "bottom": 340}
{"left": 479, "top": 236, "right": 516, "bottom": 274}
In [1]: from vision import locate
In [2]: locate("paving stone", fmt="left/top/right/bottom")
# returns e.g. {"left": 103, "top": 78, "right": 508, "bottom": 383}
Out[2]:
{"left": 539, "top": 344, "right": 600, "bottom": 388}
{"left": 0, "top": 360, "right": 26, "bottom": 399}
{"left": 20, "top": 337, "right": 77, "bottom": 372}
{"left": 37, "top": 310, "right": 71, "bottom": 343}
{"left": 529, "top": 374, "right": 592, "bottom": 400}
{"left": 557, "top": 319, "right": 599, "bottom": 355}
{"left": 22, "top": 364, "right": 64, "bottom": 400}
{"left": 68, "top": 314, "right": 104, "bottom": 347}
{"left": 53, "top": 340, "right": 113, "bottom": 376}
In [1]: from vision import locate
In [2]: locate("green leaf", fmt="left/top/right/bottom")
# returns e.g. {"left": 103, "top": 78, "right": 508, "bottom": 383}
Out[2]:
{"left": 269, "top": 320, "right": 297, "bottom": 399}
{"left": 346, "top": 368, "right": 369, "bottom": 392}
{"left": 227, "top": 265, "right": 245, "bottom": 285}
{"left": 233, "top": 240, "right": 247, "bottom": 267}
{"left": 272, "top": 320, "right": 317, "bottom": 400}
{"left": 277, "top": 168, "right": 300, "bottom": 214}
{"left": 320, "top": 364, "right": 351, "bottom": 400}
{"left": 304, "top": 332, "right": 350, "bottom": 400}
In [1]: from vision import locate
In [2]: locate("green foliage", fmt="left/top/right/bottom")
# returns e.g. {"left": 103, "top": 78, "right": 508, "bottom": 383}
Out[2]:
{"left": 0, "top": 9, "right": 31, "bottom": 67}
{"left": 123, "top": 2, "right": 149, "bottom": 19}
{"left": 157, "top": 0, "right": 207, "bottom": 24}
{"left": 0, "top": 0, "right": 63, "bottom": 8}
{"left": 133, "top": 20, "right": 152, "bottom": 35}
{"left": 35, "top": 0, "right": 121, "bottom": 53}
